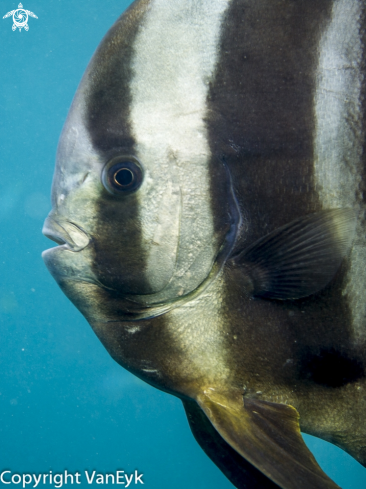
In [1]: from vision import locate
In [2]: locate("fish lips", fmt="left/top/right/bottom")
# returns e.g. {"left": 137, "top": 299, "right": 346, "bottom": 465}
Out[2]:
{"left": 41, "top": 215, "right": 103, "bottom": 294}
{"left": 42, "top": 216, "right": 90, "bottom": 253}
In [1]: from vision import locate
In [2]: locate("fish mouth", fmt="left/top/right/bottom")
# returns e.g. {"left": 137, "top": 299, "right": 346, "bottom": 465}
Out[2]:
{"left": 42, "top": 216, "right": 90, "bottom": 253}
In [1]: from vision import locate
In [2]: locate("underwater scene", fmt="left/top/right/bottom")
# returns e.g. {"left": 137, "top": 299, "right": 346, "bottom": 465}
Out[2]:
{"left": 1, "top": 0, "right": 366, "bottom": 487}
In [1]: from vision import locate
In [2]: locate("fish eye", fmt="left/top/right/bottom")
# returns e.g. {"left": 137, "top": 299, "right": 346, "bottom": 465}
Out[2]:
{"left": 102, "top": 156, "right": 143, "bottom": 195}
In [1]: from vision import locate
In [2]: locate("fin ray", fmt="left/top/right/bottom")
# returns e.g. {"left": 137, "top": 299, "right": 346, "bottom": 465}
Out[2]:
{"left": 232, "top": 208, "right": 356, "bottom": 299}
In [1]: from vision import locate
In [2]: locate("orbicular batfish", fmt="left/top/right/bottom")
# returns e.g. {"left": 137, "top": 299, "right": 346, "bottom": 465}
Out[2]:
{"left": 42, "top": 0, "right": 366, "bottom": 487}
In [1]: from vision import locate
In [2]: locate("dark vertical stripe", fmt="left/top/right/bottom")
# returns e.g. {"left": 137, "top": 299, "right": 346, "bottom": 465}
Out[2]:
{"left": 85, "top": 0, "right": 150, "bottom": 154}
{"left": 207, "top": 0, "right": 334, "bottom": 245}
{"left": 83, "top": 0, "right": 155, "bottom": 294}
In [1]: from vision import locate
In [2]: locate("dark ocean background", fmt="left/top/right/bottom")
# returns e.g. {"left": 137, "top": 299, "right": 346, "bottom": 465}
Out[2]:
{"left": 0, "top": 0, "right": 365, "bottom": 487}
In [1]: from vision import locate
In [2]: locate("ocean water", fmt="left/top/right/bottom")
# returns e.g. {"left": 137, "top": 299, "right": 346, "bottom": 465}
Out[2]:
{"left": 0, "top": 1, "right": 365, "bottom": 488}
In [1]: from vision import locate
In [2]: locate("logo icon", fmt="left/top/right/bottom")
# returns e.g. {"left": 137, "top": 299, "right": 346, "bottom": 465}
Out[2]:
{"left": 3, "top": 3, "right": 37, "bottom": 31}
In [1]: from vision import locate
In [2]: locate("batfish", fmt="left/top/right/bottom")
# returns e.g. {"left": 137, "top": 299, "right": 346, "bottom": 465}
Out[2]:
{"left": 42, "top": 0, "right": 366, "bottom": 487}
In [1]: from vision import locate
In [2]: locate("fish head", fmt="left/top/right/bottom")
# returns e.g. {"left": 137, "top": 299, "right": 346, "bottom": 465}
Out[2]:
{"left": 42, "top": 1, "right": 238, "bottom": 320}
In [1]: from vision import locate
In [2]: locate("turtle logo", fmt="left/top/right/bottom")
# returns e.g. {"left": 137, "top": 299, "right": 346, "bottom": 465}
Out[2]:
{"left": 3, "top": 3, "right": 38, "bottom": 31}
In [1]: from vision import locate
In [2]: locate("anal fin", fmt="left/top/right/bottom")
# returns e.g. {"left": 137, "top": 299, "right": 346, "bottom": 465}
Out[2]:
{"left": 196, "top": 391, "right": 340, "bottom": 489}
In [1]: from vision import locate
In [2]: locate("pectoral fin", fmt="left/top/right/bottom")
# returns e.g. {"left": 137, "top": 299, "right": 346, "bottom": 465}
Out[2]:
{"left": 197, "top": 391, "right": 340, "bottom": 489}
{"left": 232, "top": 208, "right": 356, "bottom": 299}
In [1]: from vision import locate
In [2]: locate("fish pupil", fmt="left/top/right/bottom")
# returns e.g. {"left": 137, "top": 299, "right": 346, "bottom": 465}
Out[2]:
{"left": 114, "top": 168, "right": 134, "bottom": 187}
{"left": 102, "top": 156, "right": 143, "bottom": 195}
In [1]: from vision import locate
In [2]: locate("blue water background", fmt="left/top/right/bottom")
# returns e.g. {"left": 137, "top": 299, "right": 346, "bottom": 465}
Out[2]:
{"left": 0, "top": 1, "right": 365, "bottom": 487}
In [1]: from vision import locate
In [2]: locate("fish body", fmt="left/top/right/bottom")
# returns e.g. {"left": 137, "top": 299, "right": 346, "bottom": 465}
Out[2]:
{"left": 43, "top": 1, "right": 366, "bottom": 487}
